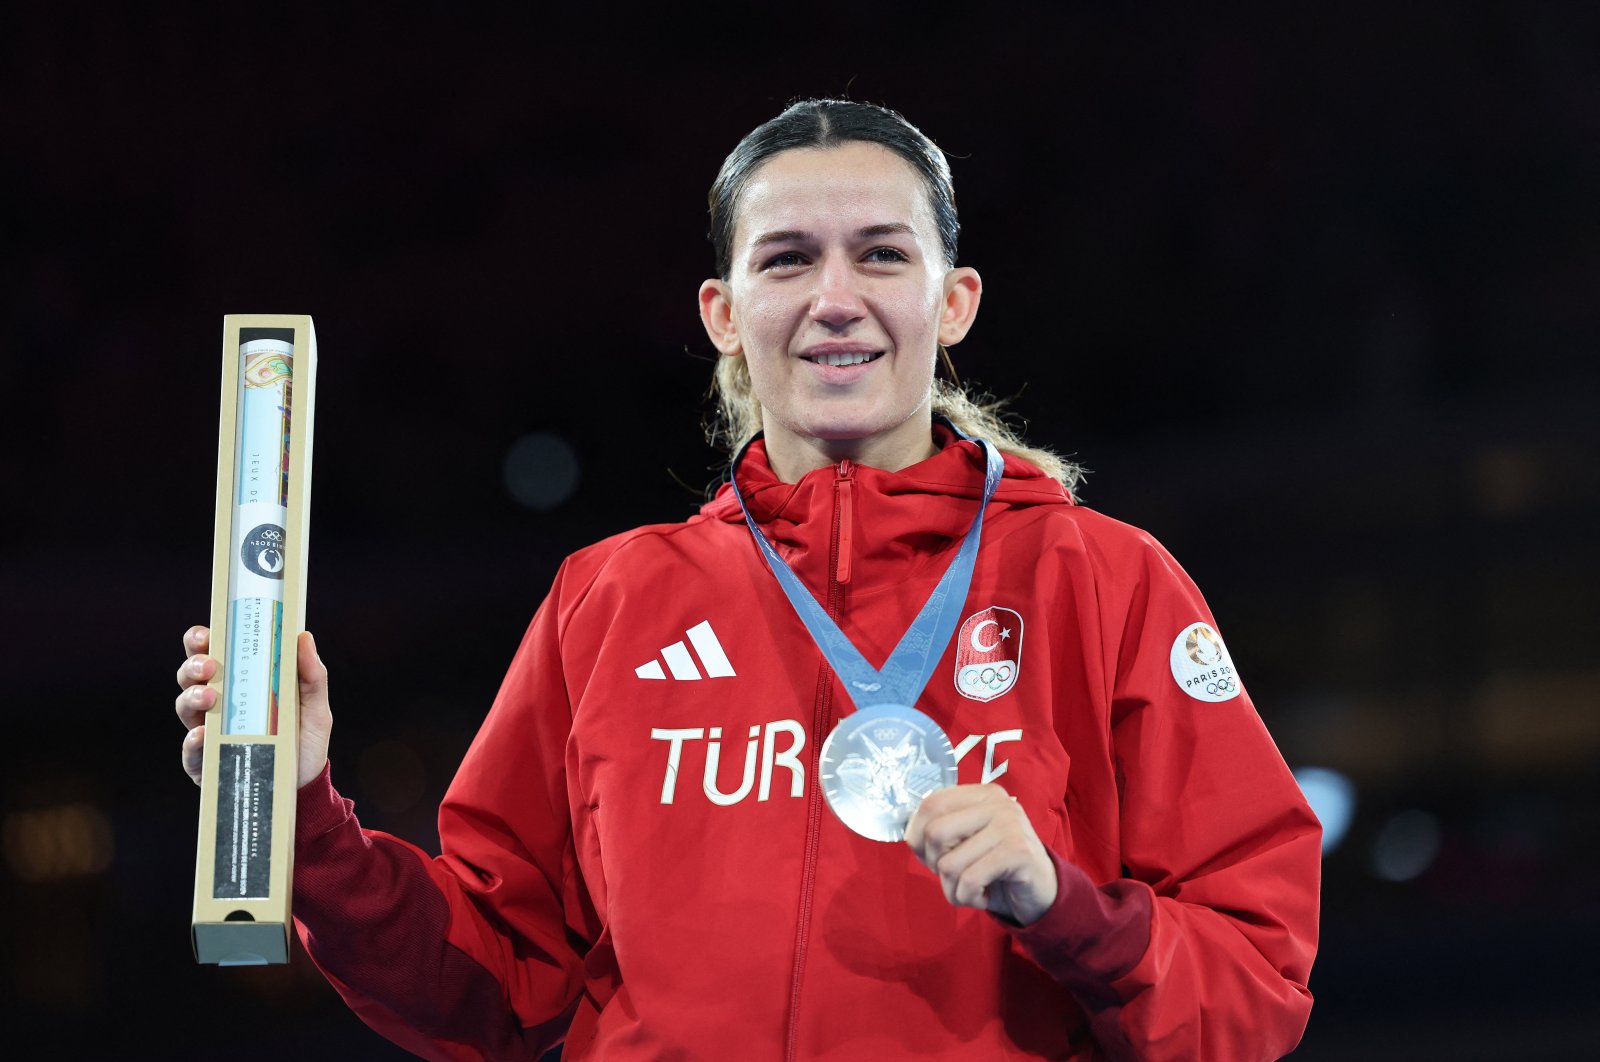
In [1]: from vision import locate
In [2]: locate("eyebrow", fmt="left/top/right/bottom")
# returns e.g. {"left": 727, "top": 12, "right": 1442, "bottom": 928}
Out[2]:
{"left": 750, "top": 222, "right": 919, "bottom": 248}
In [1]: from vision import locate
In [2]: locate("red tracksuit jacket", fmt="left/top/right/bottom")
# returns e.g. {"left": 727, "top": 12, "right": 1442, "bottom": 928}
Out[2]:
{"left": 292, "top": 431, "right": 1320, "bottom": 1060}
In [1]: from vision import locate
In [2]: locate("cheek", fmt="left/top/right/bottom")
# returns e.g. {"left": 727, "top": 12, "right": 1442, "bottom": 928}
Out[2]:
{"left": 887, "top": 281, "right": 946, "bottom": 341}
{"left": 732, "top": 293, "right": 791, "bottom": 352}
{"left": 890, "top": 290, "right": 944, "bottom": 401}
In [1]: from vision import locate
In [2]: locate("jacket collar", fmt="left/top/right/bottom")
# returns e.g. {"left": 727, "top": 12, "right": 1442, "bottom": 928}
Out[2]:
{"left": 698, "top": 425, "right": 1072, "bottom": 595}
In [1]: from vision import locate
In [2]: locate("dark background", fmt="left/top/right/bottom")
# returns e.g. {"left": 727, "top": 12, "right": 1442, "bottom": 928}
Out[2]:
{"left": 3, "top": 2, "right": 1598, "bottom": 1058}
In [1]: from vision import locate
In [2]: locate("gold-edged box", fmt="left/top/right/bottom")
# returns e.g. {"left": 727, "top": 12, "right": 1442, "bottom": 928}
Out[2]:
{"left": 192, "top": 314, "right": 316, "bottom": 965}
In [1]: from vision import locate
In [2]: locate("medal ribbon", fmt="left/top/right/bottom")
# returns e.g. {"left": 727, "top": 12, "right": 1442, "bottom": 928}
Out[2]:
{"left": 730, "top": 430, "right": 1003, "bottom": 711}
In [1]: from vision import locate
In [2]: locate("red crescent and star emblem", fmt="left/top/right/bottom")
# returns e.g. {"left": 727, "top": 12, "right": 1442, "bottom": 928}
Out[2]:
{"left": 954, "top": 606, "right": 1023, "bottom": 702}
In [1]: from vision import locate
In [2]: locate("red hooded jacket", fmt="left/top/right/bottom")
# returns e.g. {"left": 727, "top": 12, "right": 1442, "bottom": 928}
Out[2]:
{"left": 292, "top": 431, "right": 1319, "bottom": 1060}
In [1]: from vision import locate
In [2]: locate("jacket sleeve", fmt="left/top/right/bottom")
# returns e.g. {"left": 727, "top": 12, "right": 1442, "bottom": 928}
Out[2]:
{"left": 1012, "top": 531, "right": 1320, "bottom": 1061}
{"left": 292, "top": 563, "right": 591, "bottom": 1061}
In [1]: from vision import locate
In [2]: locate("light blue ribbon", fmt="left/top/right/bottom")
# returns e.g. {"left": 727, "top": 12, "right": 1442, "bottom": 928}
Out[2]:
{"left": 730, "top": 430, "right": 1003, "bottom": 712}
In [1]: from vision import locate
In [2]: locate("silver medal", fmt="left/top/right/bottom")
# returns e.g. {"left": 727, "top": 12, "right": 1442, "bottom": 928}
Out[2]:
{"left": 820, "top": 704, "right": 958, "bottom": 842}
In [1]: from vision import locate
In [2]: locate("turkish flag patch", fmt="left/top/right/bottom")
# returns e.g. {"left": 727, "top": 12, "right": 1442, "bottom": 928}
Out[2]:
{"left": 954, "top": 606, "right": 1024, "bottom": 702}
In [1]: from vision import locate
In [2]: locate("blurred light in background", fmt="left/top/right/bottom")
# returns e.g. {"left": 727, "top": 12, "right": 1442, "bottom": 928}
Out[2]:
{"left": 1371, "top": 809, "right": 1442, "bottom": 882}
{"left": 1292, "top": 766, "right": 1356, "bottom": 855}
{"left": 2, "top": 802, "right": 113, "bottom": 881}
{"left": 1473, "top": 445, "right": 1547, "bottom": 519}
{"left": 503, "top": 431, "right": 580, "bottom": 511}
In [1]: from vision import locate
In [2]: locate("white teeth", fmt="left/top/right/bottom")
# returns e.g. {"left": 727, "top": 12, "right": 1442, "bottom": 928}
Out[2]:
{"left": 810, "top": 351, "right": 877, "bottom": 367}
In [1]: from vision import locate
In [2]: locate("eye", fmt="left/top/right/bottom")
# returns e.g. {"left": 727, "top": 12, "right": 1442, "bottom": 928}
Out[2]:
{"left": 863, "top": 246, "right": 910, "bottom": 264}
{"left": 760, "top": 251, "right": 809, "bottom": 271}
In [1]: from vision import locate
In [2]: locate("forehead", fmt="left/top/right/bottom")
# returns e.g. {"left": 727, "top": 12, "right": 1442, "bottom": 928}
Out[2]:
{"left": 733, "top": 142, "right": 933, "bottom": 243}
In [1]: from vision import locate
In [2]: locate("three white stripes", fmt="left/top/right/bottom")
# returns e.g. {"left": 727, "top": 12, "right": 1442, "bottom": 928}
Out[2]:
{"left": 636, "top": 620, "right": 737, "bottom": 680}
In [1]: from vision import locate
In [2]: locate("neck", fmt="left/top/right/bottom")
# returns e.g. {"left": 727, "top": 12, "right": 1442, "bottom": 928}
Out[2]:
{"left": 762, "top": 416, "right": 939, "bottom": 484}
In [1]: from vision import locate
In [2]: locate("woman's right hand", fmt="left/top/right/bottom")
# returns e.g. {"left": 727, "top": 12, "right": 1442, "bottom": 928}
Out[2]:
{"left": 175, "top": 626, "right": 334, "bottom": 790}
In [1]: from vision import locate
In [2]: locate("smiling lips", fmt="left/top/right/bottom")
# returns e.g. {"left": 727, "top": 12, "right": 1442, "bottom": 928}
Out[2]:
{"left": 801, "top": 349, "right": 884, "bottom": 367}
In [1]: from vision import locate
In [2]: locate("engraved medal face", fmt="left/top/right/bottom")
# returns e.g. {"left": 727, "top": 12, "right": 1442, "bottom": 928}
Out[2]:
{"left": 819, "top": 704, "right": 958, "bottom": 842}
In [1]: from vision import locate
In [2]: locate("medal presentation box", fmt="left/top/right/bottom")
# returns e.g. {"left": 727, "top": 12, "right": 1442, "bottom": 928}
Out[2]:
{"left": 192, "top": 314, "right": 316, "bottom": 965}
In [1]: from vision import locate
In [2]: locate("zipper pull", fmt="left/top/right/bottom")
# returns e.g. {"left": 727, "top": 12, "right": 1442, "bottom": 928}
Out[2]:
{"left": 836, "top": 459, "right": 853, "bottom": 585}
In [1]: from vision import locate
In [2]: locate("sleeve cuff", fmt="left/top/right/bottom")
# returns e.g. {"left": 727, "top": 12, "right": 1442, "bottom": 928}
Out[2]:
{"left": 1008, "top": 848, "right": 1153, "bottom": 1011}
{"left": 296, "top": 759, "right": 357, "bottom": 844}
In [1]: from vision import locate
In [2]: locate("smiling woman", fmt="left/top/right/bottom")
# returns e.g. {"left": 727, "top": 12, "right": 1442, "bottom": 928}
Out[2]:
{"left": 698, "top": 140, "right": 972, "bottom": 479}
{"left": 700, "top": 99, "right": 1080, "bottom": 489}
{"left": 174, "top": 97, "right": 1320, "bottom": 1061}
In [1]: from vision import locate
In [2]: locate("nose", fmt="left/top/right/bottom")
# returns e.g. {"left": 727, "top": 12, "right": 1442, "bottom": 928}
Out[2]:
{"left": 809, "top": 253, "right": 866, "bottom": 328}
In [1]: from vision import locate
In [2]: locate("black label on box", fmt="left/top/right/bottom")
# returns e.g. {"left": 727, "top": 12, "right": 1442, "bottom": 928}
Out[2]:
{"left": 213, "top": 743, "right": 274, "bottom": 900}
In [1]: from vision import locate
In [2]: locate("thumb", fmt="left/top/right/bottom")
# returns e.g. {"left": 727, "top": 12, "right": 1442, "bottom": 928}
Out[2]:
{"left": 297, "top": 630, "right": 330, "bottom": 720}
{"left": 296, "top": 631, "right": 334, "bottom": 787}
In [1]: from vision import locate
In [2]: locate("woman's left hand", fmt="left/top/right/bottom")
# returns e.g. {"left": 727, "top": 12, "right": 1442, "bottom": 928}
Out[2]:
{"left": 904, "top": 784, "right": 1059, "bottom": 926}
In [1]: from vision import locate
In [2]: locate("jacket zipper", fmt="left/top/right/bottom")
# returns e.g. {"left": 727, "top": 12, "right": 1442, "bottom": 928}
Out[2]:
{"left": 784, "top": 459, "right": 854, "bottom": 1061}
{"left": 835, "top": 460, "right": 854, "bottom": 585}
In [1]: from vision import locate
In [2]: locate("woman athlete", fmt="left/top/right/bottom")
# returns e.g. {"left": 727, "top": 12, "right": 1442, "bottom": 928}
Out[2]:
{"left": 176, "top": 99, "right": 1319, "bottom": 1060}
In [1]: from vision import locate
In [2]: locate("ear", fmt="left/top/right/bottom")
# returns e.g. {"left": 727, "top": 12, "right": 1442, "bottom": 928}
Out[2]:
{"left": 937, "top": 267, "right": 982, "bottom": 346}
{"left": 698, "top": 279, "right": 743, "bottom": 357}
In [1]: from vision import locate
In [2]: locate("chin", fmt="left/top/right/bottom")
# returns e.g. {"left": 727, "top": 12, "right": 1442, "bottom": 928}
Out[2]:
{"left": 806, "top": 423, "right": 890, "bottom": 442}
{"left": 801, "top": 399, "right": 924, "bottom": 436}
{"left": 801, "top": 416, "right": 907, "bottom": 444}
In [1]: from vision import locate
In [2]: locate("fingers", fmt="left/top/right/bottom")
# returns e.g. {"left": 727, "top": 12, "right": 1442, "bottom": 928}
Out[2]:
{"left": 913, "top": 795, "right": 1016, "bottom": 903}
{"left": 941, "top": 838, "right": 1055, "bottom": 924}
{"left": 934, "top": 826, "right": 1027, "bottom": 906}
{"left": 905, "top": 784, "right": 992, "bottom": 853}
{"left": 174, "top": 626, "right": 334, "bottom": 791}
{"left": 909, "top": 801, "right": 996, "bottom": 872}
{"left": 175, "top": 626, "right": 218, "bottom": 732}
{"left": 174, "top": 680, "right": 216, "bottom": 733}
{"left": 183, "top": 724, "right": 206, "bottom": 785}
{"left": 904, "top": 783, "right": 1059, "bottom": 925}
{"left": 176, "top": 651, "right": 215, "bottom": 691}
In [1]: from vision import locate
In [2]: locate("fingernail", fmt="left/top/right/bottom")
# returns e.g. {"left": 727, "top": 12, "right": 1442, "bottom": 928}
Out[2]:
{"left": 187, "top": 657, "right": 206, "bottom": 676}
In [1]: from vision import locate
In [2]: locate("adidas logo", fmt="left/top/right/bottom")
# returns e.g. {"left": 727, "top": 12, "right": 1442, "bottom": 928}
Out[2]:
{"left": 635, "top": 620, "right": 737, "bottom": 681}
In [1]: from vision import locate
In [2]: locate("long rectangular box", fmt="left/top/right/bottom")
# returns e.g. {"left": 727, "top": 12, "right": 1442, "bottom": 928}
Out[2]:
{"left": 192, "top": 313, "right": 317, "bottom": 965}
